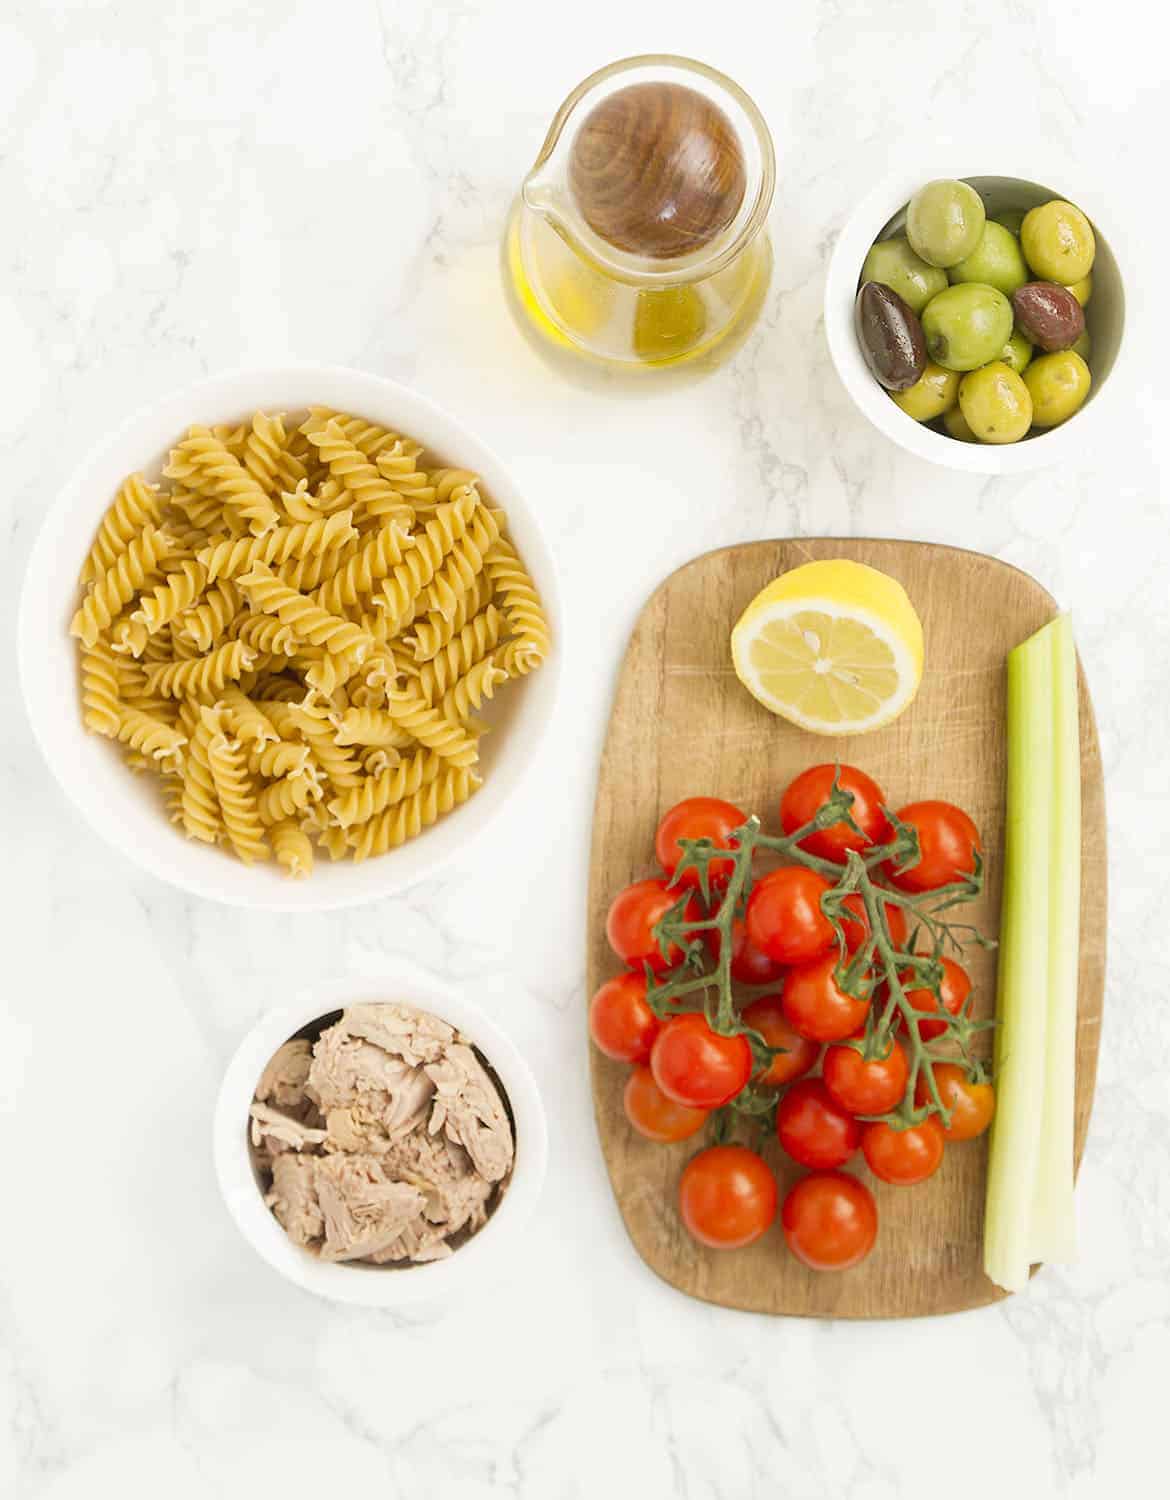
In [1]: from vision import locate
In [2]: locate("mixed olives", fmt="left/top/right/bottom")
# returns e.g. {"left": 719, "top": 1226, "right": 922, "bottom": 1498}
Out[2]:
{"left": 855, "top": 178, "right": 1099, "bottom": 445}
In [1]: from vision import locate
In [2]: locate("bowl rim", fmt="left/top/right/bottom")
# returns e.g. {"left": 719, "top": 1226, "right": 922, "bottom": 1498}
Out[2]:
{"left": 824, "top": 162, "right": 1129, "bottom": 474}
{"left": 212, "top": 962, "right": 549, "bottom": 1306}
{"left": 18, "top": 362, "right": 563, "bottom": 911}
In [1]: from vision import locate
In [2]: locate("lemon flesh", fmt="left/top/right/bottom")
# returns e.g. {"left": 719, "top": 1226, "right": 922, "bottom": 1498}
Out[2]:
{"left": 730, "top": 560, "right": 924, "bottom": 736}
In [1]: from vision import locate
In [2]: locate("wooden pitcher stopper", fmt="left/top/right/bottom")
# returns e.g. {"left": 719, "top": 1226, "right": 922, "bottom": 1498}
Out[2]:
{"left": 568, "top": 82, "right": 746, "bottom": 259}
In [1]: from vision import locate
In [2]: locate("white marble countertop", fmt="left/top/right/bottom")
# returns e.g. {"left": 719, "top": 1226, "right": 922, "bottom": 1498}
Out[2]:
{"left": 3, "top": 2, "right": 1168, "bottom": 1495}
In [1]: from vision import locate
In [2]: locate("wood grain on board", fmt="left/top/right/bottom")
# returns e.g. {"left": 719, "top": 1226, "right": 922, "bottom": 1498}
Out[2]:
{"left": 587, "top": 538, "right": 1105, "bottom": 1319}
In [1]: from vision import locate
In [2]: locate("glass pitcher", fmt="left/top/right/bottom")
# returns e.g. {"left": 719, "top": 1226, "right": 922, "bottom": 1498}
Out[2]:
{"left": 505, "top": 55, "right": 775, "bottom": 373}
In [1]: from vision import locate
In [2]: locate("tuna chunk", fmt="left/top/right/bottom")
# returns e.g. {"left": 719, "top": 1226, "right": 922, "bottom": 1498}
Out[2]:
{"left": 266, "top": 1155, "right": 324, "bottom": 1248}
{"left": 255, "top": 1039, "right": 313, "bottom": 1111}
{"left": 250, "top": 1102, "right": 328, "bottom": 1156}
{"left": 425, "top": 1044, "right": 514, "bottom": 1183}
{"left": 313, "top": 1154, "right": 427, "bottom": 1262}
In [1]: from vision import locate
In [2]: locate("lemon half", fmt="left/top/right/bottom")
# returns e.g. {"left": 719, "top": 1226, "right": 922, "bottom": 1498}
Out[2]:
{"left": 730, "top": 559, "right": 924, "bottom": 736}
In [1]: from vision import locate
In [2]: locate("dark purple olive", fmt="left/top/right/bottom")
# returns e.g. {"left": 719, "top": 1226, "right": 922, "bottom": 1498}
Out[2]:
{"left": 1011, "top": 282, "right": 1085, "bottom": 353}
{"left": 855, "top": 281, "right": 926, "bottom": 391}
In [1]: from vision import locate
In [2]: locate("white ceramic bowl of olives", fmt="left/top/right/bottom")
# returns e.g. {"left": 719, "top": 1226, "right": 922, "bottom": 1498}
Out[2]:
{"left": 825, "top": 165, "right": 1127, "bottom": 473}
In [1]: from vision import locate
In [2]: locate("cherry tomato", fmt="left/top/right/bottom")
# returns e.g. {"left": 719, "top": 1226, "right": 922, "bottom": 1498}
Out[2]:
{"left": 781, "top": 1171, "right": 878, "bottom": 1271}
{"left": 840, "top": 893, "right": 908, "bottom": 955}
{"left": 914, "top": 1063, "right": 995, "bottom": 1141}
{"left": 822, "top": 1036, "right": 909, "bottom": 1116}
{"left": 705, "top": 918, "right": 787, "bottom": 986}
{"left": 886, "top": 801, "right": 982, "bottom": 894}
{"left": 650, "top": 1013, "right": 753, "bottom": 1109}
{"left": 655, "top": 796, "right": 746, "bottom": 892}
{"left": 589, "top": 972, "right": 660, "bottom": 1063}
{"left": 679, "top": 1145, "right": 777, "bottom": 1250}
{"left": 740, "top": 995, "right": 820, "bottom": 1087}
{"left": 862, "top": 1116, "right": 945, "bottom": 1185}
{"left": 606, "top": 878, "right": 699, "bottom": 973}
{"left": 899, "top": 957, "right": 972, "bottom": 1042}
{"left": 624, "top": 1065, "right": 709, "bottom": 1143}
{"left": 780, "top": 764, "right": 892, "bottom": 863}
{"left": 745, "top": 867, "right": 835, "bottom": 965}
{"left": 776, "top": 1078, "right": 860, "bottom": 1169}
{"left": 781, "top": 954, "right": 871, "bottom": 1042}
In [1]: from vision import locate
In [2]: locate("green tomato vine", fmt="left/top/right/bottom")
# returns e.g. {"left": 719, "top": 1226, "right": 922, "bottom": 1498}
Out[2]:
{"left": 644, "top": 777, "right": 995, "bottom": 1135}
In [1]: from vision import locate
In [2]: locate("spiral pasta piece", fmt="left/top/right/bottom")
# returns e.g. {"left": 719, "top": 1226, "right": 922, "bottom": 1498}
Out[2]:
{"left": 332, "top": 707, "right": 415, "bottom": 747}
{"left": 283, "top": 703, "right": 364, "bottom": 787}
{"left": 202, "top": 707, "right": 268, "bottom": 863}
{"left": 242, "top": 411, "right": 296, "bottom": 497}
{"left": 130, "top": 559, "right": 209, "bottom": 638}
{"left": 179, "top": 711, "right": 221, "bottom": 844}
{"left": 70, "top": 524, "right": 172, "bottom": 647}
{"left": 439, "top": 653, "right": 508, "bottom": 725}
{"left": 218, "top": 685, "right": 277, "bottom": 746}
{"left": 80, "top": 474, "right": 164, "bottom": 586}
{"left": 198, "top": 510, "right": 356, "bottom": 582}
{"left": 424, "top": 500, "right": 500, "bottom": 621}
{"left": 80, "top": 640, "right": 122, "bottom": 736}
{"left": 484, "top": 536, "right": 551, "bottom": 675}
{"left": 349, "top": 766, "right": 480, "bottom": 862}
{"left": 115, "top": 707, "right": 186, "bottom": 769}
{"left": 373, "top": 489, "right": 479, "bottom": 637}
{"left": 312, "top": 522, "right": 412, "bottom": 617}
{"left": 306, "top": 419, "right": 414, "bottom": 528}
{"left": 257, "top": 769, "right": 319, "bottom": 825}
{"left": 371, "top": 442, "right": 436, "bottom": 516}
{"left": 238, "top": 563, "right": 375, "bottom": 664}
{"left": 272, "top": 819, "right": 314, "bottom": 878}
{"left": 327, "top": 748, "right": 443, "bottom": 829}
{"left": 383, "top": 683, "right": 479, "bottom": 768}
{"left": 247, "top": 737, "right": 312, "bottom": 780}
{"left": 177, "top": 580, "right": 242, "bottom": 652}
{"left": 165, "top": 428, "right": 280, "bottom": 536}
{"left": 144, "top": 639, "right": 255, "bottom": 699}
{"left": 406, "top": 572, "right": 494, "bottom": 662}
{"left": 300, "top": 409, "right": 401, "bottom": 461}
{"left": 413, "top": 604, "right": 503, "bottom": 703}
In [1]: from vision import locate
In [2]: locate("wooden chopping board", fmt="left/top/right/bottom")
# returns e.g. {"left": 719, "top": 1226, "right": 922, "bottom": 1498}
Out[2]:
{"left": 587, "top": 539, "right": 1105, "bottom": 1319}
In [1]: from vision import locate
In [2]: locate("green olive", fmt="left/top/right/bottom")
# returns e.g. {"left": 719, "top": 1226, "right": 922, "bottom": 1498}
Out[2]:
{"left": 1023, "top": 350, "right": 1092, "bottom": 428}
{"left": 1067, "top": 273, "right": 1093, "bottom": 307}
{"left": 994, "top": 209, "right": 1026, "bottom": 237}
{"left": 1071, "top": 329, "right": 1092, "bottom": 361}
{"left": 921, "top": 283, "right": 1014, "bottom": 371}
{"left": 1000, "top": 330, "right": 1034, "bottom": 374}
{"left": 958, "top": 361, "right": 1033, "bottom": 444}
{"left": 907, "top": 179, "right": 986, "bottom": 269}
{"left": 948, "top": 221, "right": 1029, "bottom": 297}
{"left": 1020, "top": 200, "right": 1096, "bottom": 284}
{"left": 943, "top": 404, "right": 978, "bottom": 442}
{"left": 890, "top": 361, "right": 960, "bottom": 422}
{"left": 860, "top": 237, "right": 949, "bottom": 314}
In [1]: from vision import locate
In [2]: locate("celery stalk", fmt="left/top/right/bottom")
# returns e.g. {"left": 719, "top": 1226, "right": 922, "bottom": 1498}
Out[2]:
{"left": 984, "top": 613, "right": 1080, "bottom": 1292}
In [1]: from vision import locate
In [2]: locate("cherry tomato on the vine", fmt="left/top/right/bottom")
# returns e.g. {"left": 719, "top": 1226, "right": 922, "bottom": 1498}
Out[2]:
{"left": 781, "top": 1171, "right": 878, "bottom": 1271}
{"left": 781, "top": 953, "right": 871, "bottom": 1042}
{"left": 705, "top": 918, "right": 787, "bottom": 986}
{"left": 898, "top": 956, "right": 972, "bottom": 1042}
{"left": 679, "top": 1145, "right": 777, "bottom": 1250}
{"left": 780, "top": 764, "right": 892, "bottom": 863}
{"left": 776, "top": 1078, "right": 860, "bottom": 1169}
{"left": 839, "top": 892, "right": 909, "bottom": 955}
{"left": 650, "top": 1013, "right": 753, "bottom": 1110}
{"left": 655, "top": 796, "right": 746, "bottom": 893}
{"left": 915, "top": 1063, "right": 995, "bottom": 1141}
{"left": 861, "top": 1116, "right": 945, "bottom": 1185}
{"left": 624, "top": 1065, "right": 709, "bottom": 1143}
{"left": 589, "top": 972, "right": 661, "bottom": 1063}
{"left": 740, "top": 995, "right": 820, "bottom": 1087}
{"left": 745, "top": 867, "right": 835, "bottom": 965}
{"left": 822, "top": 1036, "right": 909, "bottom": 1116}
{"left": 885, "top": 801, "right": 982, "bottom": 894}
{"left": 606, "top": 878, "right": 699, "bottom": 973}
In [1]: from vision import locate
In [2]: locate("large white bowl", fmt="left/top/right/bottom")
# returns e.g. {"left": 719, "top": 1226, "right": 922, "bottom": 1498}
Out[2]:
{"left": 824, "top": 165, "right": 1128, "bottom": 474}
{"left": 19, "top": 365, "right": 562, "bottom": 911}
{"left": 214, "top": 964, "right": 548, "bottom": 1307}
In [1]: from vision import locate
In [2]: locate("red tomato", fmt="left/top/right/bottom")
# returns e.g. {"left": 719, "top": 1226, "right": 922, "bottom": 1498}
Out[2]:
{"left": 886, "top": 801, "right": 982, "bottom": 893}
{"left": 899, "top": 957, "right": 972, "bottom": 1041}
{"left": 589, "top": 972, "right": 660, "bottom": 1063}
{"left": 606, "top": 879, "right": 699, "bottom": 973}
{"left": 655, "top": 796, "right": 746, "bottom": 892}
{"left": 915, "top": 1063, "right": 995, "bottom": 1141}
{"left": 706, "top": 918, "right": 787, "bottom": 986}
{"left": 776, "top": 1078, "right": 860, "bottom": 1169}
{"left": 839, "top": 893, "right": 909, "bottom": 955}
{"left": 650, "top": 1014, "right": 753, "bottom": 1109}
{"left": 781, "top": 1171, "right": 878, "bottom": 1271}
{"left": 781, "top": 954, "right": 871, "bottom": 1042}
{"left": 740, "top": 995, "right": 820, "bottom": 1087}
{"left": 679, "top": 1145, "right": 777, "bottom": 1250}
{"left": 780, "top": 764, "right": 892, "bottom": 863}
{"left": 862, "top": 1116, "right": 945, "bottom": 1185}
{"left": 624, "top": 1065, "right": 709, "bottom": 1143}
{"left": 745, "top": 867, "right": 835, "bottom": 965}
{"left": 822, "top": 1036, "right": 909, "bottom": 1116}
